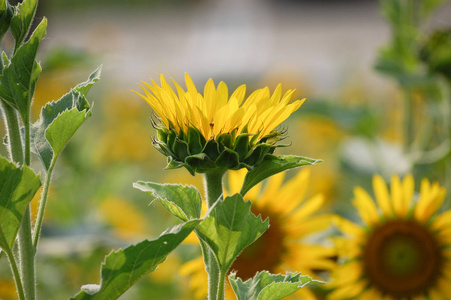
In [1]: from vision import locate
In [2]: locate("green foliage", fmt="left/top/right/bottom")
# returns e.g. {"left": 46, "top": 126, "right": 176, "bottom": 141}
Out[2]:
{"left": 10, "top": 0, "right": 38, "bottom": 51}
{"left": 196, "top": 193, "right": 269, "bottom": 273}
{"left": 229, "top": 271, "right": 320, "bottom": 300}
{"left": 133, "top": 181, "right": 202, "bottom": 221}
{"left": 0, "top": 18, "right": 46, "bottom": 124}
{"left": 0, "top": 156, "right": 41, "bottom": 251}
{"left": 32, "top": 66, "right": 101, "bottom": 170}
{"left": 71, "top": 219, "right": 201, "bottom": 300}
{"left": 0, "top": 0, "right": 13, "bottom": 41}
{"left": 240, "top": 155, "right": 321, "bottom": 196}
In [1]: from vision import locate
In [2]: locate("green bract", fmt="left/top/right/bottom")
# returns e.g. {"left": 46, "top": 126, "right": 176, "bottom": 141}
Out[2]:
{"left": 153, "top": 125, "right": 286, "bottom": 175}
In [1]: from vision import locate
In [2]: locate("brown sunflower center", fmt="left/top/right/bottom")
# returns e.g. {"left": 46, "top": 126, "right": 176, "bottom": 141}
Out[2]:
{"left": 230, "top": 206, "right": 286, "bottom": 281}
{"left": 363, "top": 219, "right": 442, "bottom": 298}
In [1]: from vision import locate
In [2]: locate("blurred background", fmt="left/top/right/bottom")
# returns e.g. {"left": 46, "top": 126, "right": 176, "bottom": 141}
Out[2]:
{"left": 1, "top": 0, "right": 451, "bottom": 299}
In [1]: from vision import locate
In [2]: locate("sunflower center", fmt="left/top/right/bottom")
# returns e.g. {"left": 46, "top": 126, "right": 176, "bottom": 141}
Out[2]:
{"left": 363, "top": 219, "right": 442, "bottom": 297}
{"left": 230, "top": 206, "right": 286, "bottom": 281}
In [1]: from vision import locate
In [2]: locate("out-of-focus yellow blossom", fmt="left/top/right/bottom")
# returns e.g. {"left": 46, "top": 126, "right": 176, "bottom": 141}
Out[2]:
{"left": 0, "top": 277, "right": 17, "bottom": 300}
{"left": 291, "top": 116, "right": 345, "bottom": 202}
{"left": 99, "top": 196, "right": 147, "bottom": 240}
{"left": 95, "top": 94, "right": 154, "bottom": 164}
{"left": 181, "top": 168, "right": 335, "bottom": 300}
{"left": 329, "top": 175, "right": 449, "bottom": 299}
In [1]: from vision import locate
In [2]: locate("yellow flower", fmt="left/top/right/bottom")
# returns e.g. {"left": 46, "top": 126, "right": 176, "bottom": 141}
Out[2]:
{"left": 134, "top": 74, "right": 305, "bottom": 174}
{"left": 135, "top": 73, "right": 304, "bottom": 140}
{"left": 181, "top": 168, "right": 335, "bottom": 299}
{"left": 329, "top": 175, "right": 449, "bottom": 299}
{"left": 99, "top": 196, "right": 147, "bottom": 240}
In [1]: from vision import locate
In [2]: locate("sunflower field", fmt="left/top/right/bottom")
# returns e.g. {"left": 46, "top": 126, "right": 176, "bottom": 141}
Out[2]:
{"left": 1, "top": 0, "right": 451, "bottom": 299}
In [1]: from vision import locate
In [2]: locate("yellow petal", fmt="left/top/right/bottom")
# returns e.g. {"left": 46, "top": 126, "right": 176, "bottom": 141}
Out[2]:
{"left": 333, "top": 216, "right": 365, "bottom": 238}
{"left": 415, "top": 179, "right": 446, "bottom": 221}
{"left": 373, "top": 175, "right": 393, "bottom": 217}
{"left": 288, "top": 194, "right": 325, "bottom": 223}
{"left": 328, "top": 280, "right": 366, "bottom": 300}
{"left": 431, "top": 209, "right": 451, "bottom": 231}
{"left": 353, "top": 186, "right": 379, "bottom": 225}
{"left": 401, "top": 174, "right": 414, "bottom": 213}
{"left": 329, "top": 260, "right": 363, "bottom": 286}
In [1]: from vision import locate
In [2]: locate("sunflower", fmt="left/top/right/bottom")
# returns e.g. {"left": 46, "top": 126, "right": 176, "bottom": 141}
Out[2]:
{"left": 181, "top": 168, "right": 335, "bottom": 299}
{"left": 329, "top": 175, "right": 449, "bottom": 299}
{"left": 134, "top": 74, "right": 305, "bottom": 174}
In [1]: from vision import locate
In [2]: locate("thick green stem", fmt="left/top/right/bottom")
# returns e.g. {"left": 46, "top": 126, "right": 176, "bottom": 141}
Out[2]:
{"left": 32, "top": 159, "right": 55, "bottom": 250}
{"left": 1, "top": 103, "right": 24, "bottom": 164}
{"left": 24, "top": 120, "right": 31, "bottom": 166}
{"left": 216, "top": 271, "right": 226, "bottom": 300}
{"left": 0, "top": 102, "right": 33, "bottom": 299}
{"left": 18, "top": 207, "right": 36, "bottom": 300}
{"left": 5, "top": 247, "right": 26, "bottom": 300}
{"left": 204, "top": 169, "right": 225, "bottom": 208}
{"left": 203, "top": 169, "right": 226, "bottom": 300}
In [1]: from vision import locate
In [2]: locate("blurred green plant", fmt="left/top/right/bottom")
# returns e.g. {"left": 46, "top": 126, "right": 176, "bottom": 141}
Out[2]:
{"left": 375, "top": 0, "right": 451, "bottom": 196}
{"left": 0, "top": 0, "right": 100, "bottom": 299}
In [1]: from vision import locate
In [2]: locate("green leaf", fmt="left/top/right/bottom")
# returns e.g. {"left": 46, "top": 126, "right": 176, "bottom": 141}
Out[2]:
{"left": 10, "top": 0, "right": 38, "bottom": 50}
{"left": 133, "top": 181, "right": 202, "bottom": 222}
{"left": 0, "top": 18, "right": 46, "bottom": 123}
{"left": 240, "top": 155, "right": 322, "bottom": 196}
{"left": 196, "top": 194, "right": 269, "bottom": 273}
{"left": 32, "top": 66, "right": 101, "bottom": 170}
{"left": 229, "top": 271, "right": 321, "bottom": 300}
{"left": 0, "top": 0, "right": 14, "bottom": 42}
{"left": 0, "top": 156, "right": 41, "bottom": 251}
{"left": 70, "top": 219, "right": 201, "bottom": 300}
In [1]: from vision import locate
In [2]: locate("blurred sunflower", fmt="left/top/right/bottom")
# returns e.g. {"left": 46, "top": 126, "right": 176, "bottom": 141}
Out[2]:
{"left": 181, "top": 168, "right": 335, "bottom": 299}
{"left": 99, "top": 196, "right": 148, "bottom": 240}
{"left": 329, "top": 175, "right": 449, "bottom": 299}
{"left": 134, "top": 73, "right": 305, "bottom": 174}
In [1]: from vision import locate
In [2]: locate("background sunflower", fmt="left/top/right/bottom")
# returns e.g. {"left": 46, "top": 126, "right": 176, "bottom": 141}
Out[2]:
{"left": 181, "top": 168, "right": 336, "bottom": 299}
{"left": 329, "top": 175, "right": 449, "bottom": 299}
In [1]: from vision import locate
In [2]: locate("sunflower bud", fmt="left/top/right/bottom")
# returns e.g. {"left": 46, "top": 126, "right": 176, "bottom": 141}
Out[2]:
{"left": 134, "top": 73, "right": 304, "bottom": 175}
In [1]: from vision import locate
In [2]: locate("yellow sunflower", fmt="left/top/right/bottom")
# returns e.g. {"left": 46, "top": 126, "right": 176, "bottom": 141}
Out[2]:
{"left": 181, "top": 168, "right": 335, "bottom": 299}
{"left": 133, "top": 74, "right": 305, "bottom": 174}
{"left": 135, "top": 73, "right": 304, "bottom": 140}
{"left": 329, "top": 175, "right": 449, "bottom": 299}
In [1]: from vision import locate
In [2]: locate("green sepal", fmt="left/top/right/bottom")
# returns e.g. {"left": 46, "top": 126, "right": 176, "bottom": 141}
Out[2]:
{"left": 173, "top": 138, "right": 190, "bottom": 160}
{"left": 195, "top": 193, "right": 269, "bottom": 273}
{"left": 0, "top": 156, "right": 41, "bottom": 251}
{"left": 240, "top": 155, "right": 322, "bottom": 196}
{"left": 187, "top": 126, "right": 203, "bottom": 155}
{"left": 0, "top": 0, "right": 13, "bottom": 42}
{"left": 234, "top": 133, "right": 252, "bottom": 160}
{"left": 10, "top": 0, "right": 38, "bottom": 51}
{"left": 203, "top": 139, "right": 220, "bottom": 161}
{"left": 133, "top": 181, "right": 202, "bottom": 221}
{"left": 70, "top": 219, "right": 201, "bottom": 300}
{"left": 165, "top": 156, "right": 195, "bottom": 175}
{"left": 229, "top": 271, "right": 321, "bottom": 300}
{"left": 217, "top": 131, "right": 234, "bottom": 150}
{"left": 185, "top": 153, "right": 213, "bottom": 171}
{"left": 32, "top": 66, "right": 101, "bottom": 170}
{"left": 0, "top": 18, "right": 46, "bottom": 123}
{"left": 215, "top": 146, "right": 239, "bottom": 169}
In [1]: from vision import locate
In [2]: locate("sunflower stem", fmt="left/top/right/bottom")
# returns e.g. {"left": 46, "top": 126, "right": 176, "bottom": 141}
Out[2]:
{"left": 203, "top": 169, "right": 226, "bottom": 300}
{"left": 4, "top": 245, "right": 26, "bottom": 300}
{"left": 1, "top": 102, "right": 24, "bottom": 164}
{"left": 32, "top": 158, "right": 56, "bottom": 250}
